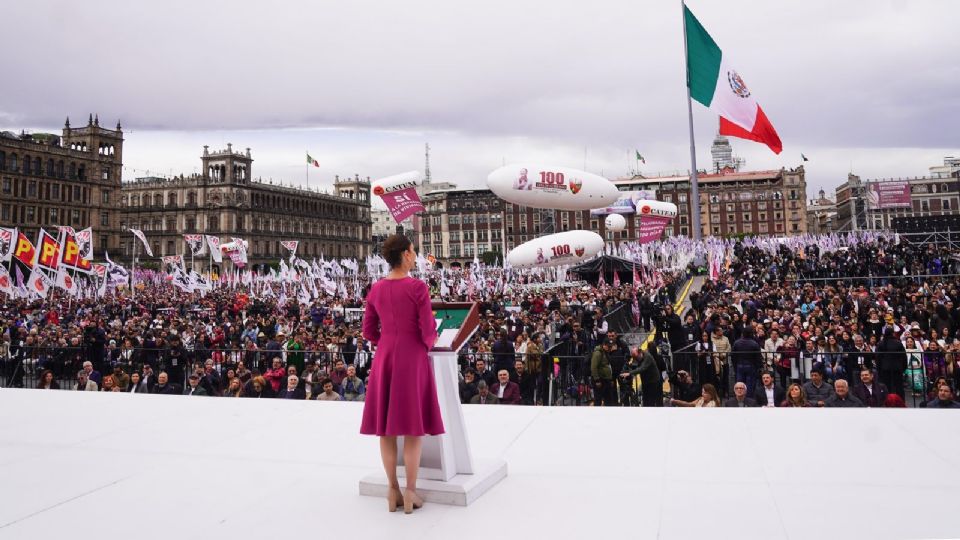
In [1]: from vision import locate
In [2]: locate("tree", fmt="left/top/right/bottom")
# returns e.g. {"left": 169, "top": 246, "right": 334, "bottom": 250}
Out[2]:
{"left": 480, "top": 249, "right": 502, "bottom": 267}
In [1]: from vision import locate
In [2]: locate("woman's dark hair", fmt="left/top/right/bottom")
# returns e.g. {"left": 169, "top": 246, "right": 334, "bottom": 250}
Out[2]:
{"left": 382, "top": 234, "right": 412, "bottom": 269}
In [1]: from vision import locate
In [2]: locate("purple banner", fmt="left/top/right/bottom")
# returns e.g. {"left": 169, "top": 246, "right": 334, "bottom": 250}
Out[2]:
{"left": 637, "top": 215, "right": 671, "bottom": 244}
{"left": 866, "top": 182, "right": 911, "bottom": 209}
{"left": 382, "top": 186, "right": 425, "bottom": 223}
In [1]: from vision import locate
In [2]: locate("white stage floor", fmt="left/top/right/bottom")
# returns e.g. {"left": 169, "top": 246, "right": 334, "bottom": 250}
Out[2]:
{"left": 0, "top": 389, "right": 958, "bottom": 540}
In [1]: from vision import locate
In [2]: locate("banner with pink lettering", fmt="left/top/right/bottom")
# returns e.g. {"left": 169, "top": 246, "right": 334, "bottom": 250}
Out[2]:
{"left": 637, "top": 215, "right": 671, "bottom": 244}
{"left": 381, "top": 187, "right": 425, "bottom": 223}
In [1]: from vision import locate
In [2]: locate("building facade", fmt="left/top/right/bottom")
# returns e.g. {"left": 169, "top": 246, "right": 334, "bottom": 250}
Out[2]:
{"left": 120, "top": 144, "right": 371, "bottom": 267}
{"left": 0, "top": 114, "right": 123, "bottom": 255}
{"left": 806, "top": 189, "right": 837, "bottom": 235}
{"left": 614, "top": 166, "right": 808, "bottom": 238}
{"left": 833, "top": 157, "right": 960, "bottom": 232}
{"left": 419, "top": 189, "right": 504, "bottom": 264}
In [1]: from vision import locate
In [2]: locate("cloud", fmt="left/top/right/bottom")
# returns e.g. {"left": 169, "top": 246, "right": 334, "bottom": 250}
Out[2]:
{"left": 3, "top": 0, "right": 958, "bottom": 198}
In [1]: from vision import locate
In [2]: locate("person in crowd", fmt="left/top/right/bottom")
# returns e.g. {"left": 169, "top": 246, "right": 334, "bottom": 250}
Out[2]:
{"left": 223, "top": 378, "right": 244, "bottom": 398}
{"left": 852, "top": 368, "right": 889, "bottom": 407}
{"left": 925, "top": 383, "right": 960, "bottom": 408}
{"left": 341, "top": 365, "right": 366, "bottom": 401}
{"left": 36, "top": 369, "right": 59, "bottom": 390}
{"left": 473, "top": 357, "right": 496, "bottom": 388}
{"left": 876, "top": 327, "right": 907, "bottom": 398}
{"left": 459, "top": 370, "right": 479, "bottom": 404}
{"left": 277, "top": 375, "right": 306, "bottom": 399}
{"left": 671, "top": 383, "right": 720, "bottom": 407}
{"left": 316, "top": 378, "right": 342, "bottom": 401}
{"left": 824, "top": 379, "right": 864, "bottom": 408}
{"left": 82, "top": 361, "right": 102, "bottom": 387}
{"left": 590, "top": 339, "right": 616, "bottom": 406}
{"left": 754, "top": 372, "right": 786, "bottom": 407}
{"left": 723, "top": 382, "right": 758, "bottom": 407}
{"left": 469, "top": 380, "right": 499, "bottom": 405}
{"left": 491, "top": 369, "right": 521, "bottom": 405}
{"left": 711, "top": 325, "right": 731, "bottom": 398}
{"left": 512, "top": 360, "right": 536, "bottom": 405}
{"left": 243, "top": 376, "right": 273, "bottom": 398}
{"left": 75, "top": 370, "right": 98, "bottom": 391}
{"left": 128, "top": 372, "right": 146, "bottom": 393}
{"left": 183, "top": 373, "right": 208, "bottom": 396}
{"left": 780, "top": 383, "right": 809, "bottom": 408}
{"left": 153, "top": 372, "right": 178, "bottom": 395}
{"left": 263, "top": 357, "right": 286, "bottom": 395}
{"left": 732, "top": 327, "right": 763, "bottom": 394}
{"left": 101, "top": 374, "right": 119, "bottom": 392}
{"left": 803, "top": 368, "right": 835, "bottom": 407}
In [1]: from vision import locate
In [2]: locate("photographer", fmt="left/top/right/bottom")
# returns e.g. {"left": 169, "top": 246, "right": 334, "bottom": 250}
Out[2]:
{"left": 653, "top": 304, "right": 685, "bottom": 354}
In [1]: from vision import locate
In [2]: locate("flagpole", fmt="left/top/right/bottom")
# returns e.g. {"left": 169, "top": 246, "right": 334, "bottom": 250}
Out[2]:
{"left": 131, "top": 234, "right": 138, "bottom": 302}
{"left": 681, "top": 0, "right": 703, "bottom": 242}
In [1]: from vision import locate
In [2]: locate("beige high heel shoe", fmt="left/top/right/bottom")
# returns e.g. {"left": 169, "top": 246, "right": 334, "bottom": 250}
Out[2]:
{"left": 387, "top": 487, "right": 404, "bottom": 512}
{"left": 403, "top": 489, "right": 423, "bottom": 514}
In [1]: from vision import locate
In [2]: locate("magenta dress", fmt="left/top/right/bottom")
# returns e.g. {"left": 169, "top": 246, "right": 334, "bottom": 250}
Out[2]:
{"left": 360, "top": 277, "right": 445, "bottom": 436}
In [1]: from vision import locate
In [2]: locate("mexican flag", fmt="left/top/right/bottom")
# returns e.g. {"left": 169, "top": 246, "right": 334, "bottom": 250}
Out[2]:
{"left": 684, "top": 4, "right": 782, "bottom": 154}
{"left": 306, "top": 152, "right": 319, "bottom": 167}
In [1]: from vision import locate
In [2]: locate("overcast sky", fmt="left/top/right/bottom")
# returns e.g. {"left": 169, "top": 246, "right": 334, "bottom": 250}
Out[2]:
{"left": 4, "top": 0, "right": 958, "bottom": 203}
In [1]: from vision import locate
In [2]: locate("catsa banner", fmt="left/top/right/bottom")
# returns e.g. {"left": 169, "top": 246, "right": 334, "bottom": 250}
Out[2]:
{"left": 637, "top": 215, "right": 672, "bottom": 244}
{"left": 0, "top": 227, "right": 15, "bottom": 263}
{"left": 130, "top": 228, "right": 153, "bottom": 256}
{"left": 380, "top": 186, "right": 425, "bottom": 223}
{"left": 184, "top": 234, "right": 205, "bottom": 256}
{"left": 205, "top": 235, "right": 223, "bottom": 263}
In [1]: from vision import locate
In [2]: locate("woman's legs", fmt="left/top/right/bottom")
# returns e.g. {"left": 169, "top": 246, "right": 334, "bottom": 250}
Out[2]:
{"left": 402, "top": 435, "right": 422, "bottom": 492}
{"left": 379, "top": 436, "right": 399, "bottom": 489}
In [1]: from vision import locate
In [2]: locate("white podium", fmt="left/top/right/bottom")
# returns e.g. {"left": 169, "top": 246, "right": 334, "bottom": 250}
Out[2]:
{"left": 359, "top": 302, "right": 508, "bottom": 506}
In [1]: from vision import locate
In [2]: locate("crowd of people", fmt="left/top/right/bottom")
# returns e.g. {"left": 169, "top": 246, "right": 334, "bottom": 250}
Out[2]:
{"left": 668, "top": 236, "right": 960, "bottom": 407}
{"left": 4, "top": 233, "right": 960, "bottom": 409}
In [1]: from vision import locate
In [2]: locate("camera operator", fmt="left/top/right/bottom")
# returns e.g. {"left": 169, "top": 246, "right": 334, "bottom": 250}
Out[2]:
{"left": 590, "top": 339, "right": 616, "bottom": 406}
{"left": 668, "top": 369, "right": 701, "bottom": 405}
{"left": 654, "top": 304, "right": 685, "bottom": 354}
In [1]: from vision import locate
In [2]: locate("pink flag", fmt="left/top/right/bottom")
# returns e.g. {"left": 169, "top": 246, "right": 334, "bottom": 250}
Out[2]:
{"left": 636, "top": 215, "right": 671, "bottom": 244}
{"left": 381, "top": 187, "right": 425, "bottom": 223}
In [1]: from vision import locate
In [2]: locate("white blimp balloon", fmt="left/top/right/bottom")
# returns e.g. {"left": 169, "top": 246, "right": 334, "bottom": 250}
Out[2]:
{"left": 604, "top": 214, "right": 626, "bottom": 232}
{"left": 487, "top": 164, "right": 620, "bottom": 211}
{"left": 634, "top": 199, "right": 678, "bottom": 219}
{"left": 507, "top": 230, "right": 605, "bottom": 268}
{"left": 372, "top": 171, "right": 421, "bottom": 196}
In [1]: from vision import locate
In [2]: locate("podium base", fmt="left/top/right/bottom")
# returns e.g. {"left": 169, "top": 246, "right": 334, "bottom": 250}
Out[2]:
{"left": 358, "top": 459, "right": 507, "bottom": 507}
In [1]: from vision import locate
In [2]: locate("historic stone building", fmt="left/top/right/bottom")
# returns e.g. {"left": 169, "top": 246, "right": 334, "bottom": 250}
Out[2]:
{"left": 614, "top": 166, "right": 809, "bottom": 238}
{"left": 120, "top": 144, "right": 372, "bottom": 267}
{"left": 0, "top": 114, "right": 124, "bottom": 255}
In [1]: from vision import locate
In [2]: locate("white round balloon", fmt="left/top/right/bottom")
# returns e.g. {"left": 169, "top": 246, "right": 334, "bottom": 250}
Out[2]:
{"left": 604, "top": 213, "right": 626, "bottom": 232}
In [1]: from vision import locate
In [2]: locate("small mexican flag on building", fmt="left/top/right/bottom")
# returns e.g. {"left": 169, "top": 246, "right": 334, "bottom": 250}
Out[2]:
{"left": 684, "top": 4, "right": 782, "bottom": 154}
{"left": 306, "top": 152, "right": 319, "bottom": 167}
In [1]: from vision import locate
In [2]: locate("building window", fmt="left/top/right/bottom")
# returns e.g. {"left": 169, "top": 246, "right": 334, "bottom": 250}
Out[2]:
{"left": 102, "top": 190, "right": 111, "bottom": 204}
{"left": 711, "top": 213, "right": 720, "bottom": 223}
{"left": 1, "top": 205, "right": 9, "bottom": 221}
{"left": 52, "top": 184, "right": 60, "bottom": 200}
{"left": 727, "top": 214, "right": 735, "bottom": 222}
{"left": 1, "top": 179, "right": 10, "bottom": 194}
{"left": 726, "top": 203, "right": 735, "bottom": 212}
{"left": 775, "top": 223, "right": 784, "bottom": 232}
{"left": 26, "top": 206, "right": 35, "bottom": 223}
{"left": 27, "top": 181, "right": 37, "bottom": 197}
{"left": 101, "top": 212, "right": 109, "bottom": 227}
{"left": 678, "top": 193, "right": 687, "bottom": 203}
{"left": 943, "top": 199, "right": 952, "bottom": 211}
{"left": 712, "top": 226, "right": 721, "bottom": 235}
{"left": 759, "top": 213, "right": 766, "bottom": 221}
{"left": 759, "top": 223, "right": 769, "bottom": 233}
{"left": 102, "top": 169, "right": 110, "bottom": 181}
{"left": 72, "top": 209, "right": 80, "bottom": 223}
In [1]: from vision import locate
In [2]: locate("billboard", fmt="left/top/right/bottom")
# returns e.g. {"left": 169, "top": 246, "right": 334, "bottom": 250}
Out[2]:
{"left": 866, "top": 182, "right": 911, "bottom": 209}
{"left": 590, "top": 190, "right": 657, "bottom": 216}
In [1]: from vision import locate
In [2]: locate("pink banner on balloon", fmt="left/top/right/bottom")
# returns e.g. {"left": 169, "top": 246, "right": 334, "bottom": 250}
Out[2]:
{"left": 382, "top": 186, "right": 425, "bottom": 223}
{"left": 637, "top": 215, "right": 671, "bottom": 244}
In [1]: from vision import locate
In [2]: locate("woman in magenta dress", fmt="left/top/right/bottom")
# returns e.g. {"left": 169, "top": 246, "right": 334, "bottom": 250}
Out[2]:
{"left": 360, "top": 234, "right": 444, "bottom": 514}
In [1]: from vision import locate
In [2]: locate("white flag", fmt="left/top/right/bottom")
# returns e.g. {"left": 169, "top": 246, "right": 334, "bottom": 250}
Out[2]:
{"left": 206, "top": 235, "right": 223, "bottom": 263}
{"left": 55, "top": 268, "right": 78, "bottom": 295}
{"left": 26, "top": 269, "right": 53, "bottom": 298}
{"left": 129, "top": 229, "right": 153, "bottom": 257}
